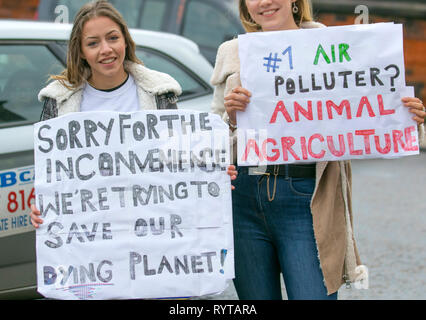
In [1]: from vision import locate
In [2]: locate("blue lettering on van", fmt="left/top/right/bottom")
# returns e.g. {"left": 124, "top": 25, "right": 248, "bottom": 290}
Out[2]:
{"left": 0, "top": 172, "right": 17, "bottom": 188}
{"left": 19, "top": 171, "right": 32, "bottom": 182}
{"left": 0, "top": 167, "right": 35, "bottom": 188}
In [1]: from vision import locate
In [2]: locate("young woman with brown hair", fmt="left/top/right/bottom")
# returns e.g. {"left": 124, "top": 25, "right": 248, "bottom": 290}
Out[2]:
{"left": 31, "top": 1, "right": 237, "bottom": 226}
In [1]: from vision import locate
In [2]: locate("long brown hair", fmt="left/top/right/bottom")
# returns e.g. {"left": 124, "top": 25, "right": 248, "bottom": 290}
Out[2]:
{"left": 239, "top": 0, "right": 313, "bottom": 33}
{"left": 51, "top": 0, "right": 142, "bottom": 89}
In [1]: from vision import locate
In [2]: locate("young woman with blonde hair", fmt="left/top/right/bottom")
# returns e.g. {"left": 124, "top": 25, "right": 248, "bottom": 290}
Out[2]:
{"left": 211, "top": 0, "right": 425, "bottom": 300}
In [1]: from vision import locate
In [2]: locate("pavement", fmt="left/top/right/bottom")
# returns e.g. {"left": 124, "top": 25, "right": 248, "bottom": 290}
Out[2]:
{"left": 197, "top": 150, "right": 426, "bottom": 300}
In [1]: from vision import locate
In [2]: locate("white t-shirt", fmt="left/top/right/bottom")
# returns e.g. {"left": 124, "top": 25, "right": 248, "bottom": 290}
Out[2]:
{"left": 80, "top": 74, "right": 140, "bottom": 112}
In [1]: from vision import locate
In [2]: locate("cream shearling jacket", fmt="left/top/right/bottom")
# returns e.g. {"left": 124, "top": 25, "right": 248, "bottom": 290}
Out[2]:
{"left": 210, "top": 21, "right": 368, "bottom": 295}
{"left": 38, "top": 61, "right": 182, "bottom": 118}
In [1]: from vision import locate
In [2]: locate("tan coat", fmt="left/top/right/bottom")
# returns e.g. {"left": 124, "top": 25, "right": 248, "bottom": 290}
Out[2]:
{"left": 210, "top": 21, "right": 368, "bottom": 295}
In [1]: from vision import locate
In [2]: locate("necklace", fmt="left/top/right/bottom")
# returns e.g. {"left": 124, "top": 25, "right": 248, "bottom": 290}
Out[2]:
{"left": 88, "top": 73, "right": 129, "bottom": 91}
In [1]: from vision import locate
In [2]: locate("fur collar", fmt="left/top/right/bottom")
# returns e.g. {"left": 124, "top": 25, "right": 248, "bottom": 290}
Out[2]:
{"left": 38, "top": 61, "right": 182, "bottom": 103}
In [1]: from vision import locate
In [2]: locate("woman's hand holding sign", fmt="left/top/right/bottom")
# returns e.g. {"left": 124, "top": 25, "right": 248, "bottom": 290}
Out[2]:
{"left": 30, "top": 204, "right": 42, "bottom": 229}
{"left": 227, "top": 165, "right": 237, "bottom": 190}
{"left": 224, "top": 86, "right": 252, "bottom": 130}
{"left": 402, "top": 97, "right": 425, "bottom": 124}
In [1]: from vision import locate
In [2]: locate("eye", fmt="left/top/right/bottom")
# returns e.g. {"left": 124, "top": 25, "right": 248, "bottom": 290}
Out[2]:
{"left": 109, "top": 35, "right": 119, "bottom": 41}
{"left": 87, "top": 41, "right": 97, "bottom": 47}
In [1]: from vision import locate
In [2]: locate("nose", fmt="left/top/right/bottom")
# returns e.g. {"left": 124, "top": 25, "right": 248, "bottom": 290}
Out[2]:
{"left": 99, "top": 39, "right": 113, "bottom": 55}
{"left": 259, "top": 0, "right": 273, "bottom": 6}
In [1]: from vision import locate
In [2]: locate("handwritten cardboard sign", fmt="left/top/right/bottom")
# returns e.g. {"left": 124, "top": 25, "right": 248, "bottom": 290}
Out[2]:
{"left": 34, "top": 110, "right": 233, "bottom": 300}
{"left": 237, "top": 23, "right": 419, "bottom": 165}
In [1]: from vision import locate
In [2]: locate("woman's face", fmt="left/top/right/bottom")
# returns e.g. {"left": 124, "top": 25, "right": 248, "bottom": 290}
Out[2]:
{"left": 245, "top": 0, "right": 298, "bottom": 32}
{"left": 81, "top": 16, "right": 127, "bottom": 88}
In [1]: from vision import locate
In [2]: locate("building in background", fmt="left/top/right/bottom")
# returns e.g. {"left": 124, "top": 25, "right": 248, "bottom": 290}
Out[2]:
{"left": 0, "top": 0, "right": 424, "bottom": 117}
{"left": 0, "top": 0, "right": 38, "bottom": 19}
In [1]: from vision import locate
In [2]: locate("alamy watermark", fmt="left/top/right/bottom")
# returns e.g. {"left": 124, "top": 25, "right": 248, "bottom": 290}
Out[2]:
{"left": 54, "top": 5, "right": 69, "bottom": 24}
{"left": 54, "top": 4, "right": 370, "bottom": 25}
{"left": 355, "top": 5, "right": 370, "bottom": 24}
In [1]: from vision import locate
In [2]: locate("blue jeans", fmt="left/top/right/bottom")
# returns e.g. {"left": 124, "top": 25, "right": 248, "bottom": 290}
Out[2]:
{"left": 231, "top": 167, "right": 337, "bottom": 300}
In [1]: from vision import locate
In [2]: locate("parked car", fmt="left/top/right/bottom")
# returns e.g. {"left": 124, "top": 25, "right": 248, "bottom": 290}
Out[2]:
{"left": 36, "top": 0, "right": 245, "bottom": 65}
{"left": 0, "top": 19, "right": 213, "bottom": 299}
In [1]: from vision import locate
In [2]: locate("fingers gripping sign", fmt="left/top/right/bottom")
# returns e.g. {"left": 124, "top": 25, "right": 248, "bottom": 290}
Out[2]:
{"left": 224, "top": 87, "right": 252, "bottom": 127}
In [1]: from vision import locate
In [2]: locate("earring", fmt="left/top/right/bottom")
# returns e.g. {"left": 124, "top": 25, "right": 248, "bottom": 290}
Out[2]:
{"left": 292, "top": 1, "right": 299, "bottom": 14}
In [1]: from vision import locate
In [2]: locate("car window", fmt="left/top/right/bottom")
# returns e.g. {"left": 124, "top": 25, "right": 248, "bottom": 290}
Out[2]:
{"left": 52, "top": 0, "right": 157, "bottom": 29}
{"left": 0, "top": 44, "right": 63, "bottom": 127}
{"left": 182, "top": 0, "right": 240, "bottom": 50}
{"left": 111, "top": 0, "right": 142, "bottom": 29}
{"left": 139, "top": 0, "right": 168, "bottom": 31}
{"left": 136, "top": 47, "right": 208, "bottom": 100}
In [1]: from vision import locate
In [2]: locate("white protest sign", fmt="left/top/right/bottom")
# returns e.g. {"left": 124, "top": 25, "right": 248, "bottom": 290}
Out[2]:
{"left": 237, "top": 23, "right": 419, "bottom": 166}
{"left": 34, "top": 110, "right": 234, "bottom": 300}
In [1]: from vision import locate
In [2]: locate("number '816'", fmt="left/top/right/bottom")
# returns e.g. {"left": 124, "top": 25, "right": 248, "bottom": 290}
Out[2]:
{"left": 6, "top": 188, "right": 35, "bottom": 213}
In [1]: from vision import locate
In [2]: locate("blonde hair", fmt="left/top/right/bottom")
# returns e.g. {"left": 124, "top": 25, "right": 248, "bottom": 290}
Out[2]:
{"left": 239, "top": 0, "right": 313, "bottom": 32}
{"left": 51, "top": 0, "right": 142, "bottom": 89}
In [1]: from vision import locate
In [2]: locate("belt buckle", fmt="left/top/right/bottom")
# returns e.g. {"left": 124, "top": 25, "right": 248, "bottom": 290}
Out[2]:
{"left": 249, "top": 166, "right": 270, "bottom": 176}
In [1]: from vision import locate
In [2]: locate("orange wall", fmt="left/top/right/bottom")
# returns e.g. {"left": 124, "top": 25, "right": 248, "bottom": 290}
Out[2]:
{"left": 0, "top": 0, "right": 39, "bottom": 19}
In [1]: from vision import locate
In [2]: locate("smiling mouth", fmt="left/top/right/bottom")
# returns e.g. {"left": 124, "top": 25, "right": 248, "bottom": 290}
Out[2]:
{"left": 100, "top": 57, "right": 116, "bottom": 64}
{"left": 260, "top": 9, "right": 278, "bottom": 16}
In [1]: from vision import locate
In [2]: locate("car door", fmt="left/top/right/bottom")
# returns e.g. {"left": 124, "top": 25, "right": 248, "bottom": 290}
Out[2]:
{"left": 0, "top": 41, "right": 65, "bottom": 299}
